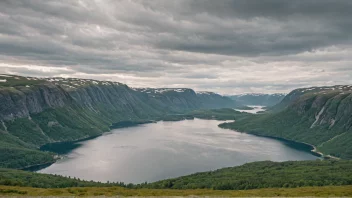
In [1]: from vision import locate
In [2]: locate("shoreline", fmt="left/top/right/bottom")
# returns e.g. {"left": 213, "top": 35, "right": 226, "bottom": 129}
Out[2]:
{"left": 250, "top": 134, "right": 323, "bottom": 158}
{"left": 259, "top": 135, "right": 340, "bottom": 160}
{"left": 19, "top": 161, "right": 56, "bottom": 172}
{"left": 219, "top": 124, "right": 340, "bottom": 160}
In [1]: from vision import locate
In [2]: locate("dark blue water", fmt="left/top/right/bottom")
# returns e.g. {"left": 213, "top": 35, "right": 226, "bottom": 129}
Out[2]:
{"left": 38, "top": 119, "right": 318, "bottom": 183}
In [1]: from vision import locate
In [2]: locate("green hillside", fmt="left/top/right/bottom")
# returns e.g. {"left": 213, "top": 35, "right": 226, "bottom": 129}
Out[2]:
{"left": 221, "top": 86, "right": 352, "bottom": 159}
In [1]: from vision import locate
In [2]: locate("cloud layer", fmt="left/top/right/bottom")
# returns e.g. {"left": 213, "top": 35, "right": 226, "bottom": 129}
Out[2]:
{"left": 1, "top": 0, "right": 352, "bottom": 94}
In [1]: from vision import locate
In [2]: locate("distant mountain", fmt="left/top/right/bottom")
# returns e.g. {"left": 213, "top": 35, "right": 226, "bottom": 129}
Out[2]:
{"left": 0, "top": 75, "right": 238, "bottom": 169}
{"left": 133, "top": 88, "right": 239, "bottom": 112}
{"left": 229, "top": 93, "right": 286, "bottom": 107}
{"left": 221, "top": 85, "right": 352, "bottom": 159}
{"left": 196, "top": 91, "right": 239, "bottom": 109}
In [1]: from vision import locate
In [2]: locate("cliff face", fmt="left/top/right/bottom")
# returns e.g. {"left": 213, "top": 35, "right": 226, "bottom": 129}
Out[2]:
{"left": 0, "top": 77, "right": 237, "bottom": 122}
{"left": 0, "top": 83, "right": 70, "bottom": 121}
{"left": 0, "top": 75, "right": 238, "bottom": 168}
{"left": 278, "top": 86, "right": 352, "bottom": 129}
{"left": 222, "top": 85, "right": 352, "bottom": 159}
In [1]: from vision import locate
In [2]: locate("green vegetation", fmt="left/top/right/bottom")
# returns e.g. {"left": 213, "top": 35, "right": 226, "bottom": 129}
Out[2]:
{"left": 1, "top": 105, "right": 113, "bottom": 169}
{"left": 1, "top": 160, "right": 351, "bottom": 190}
{"left": 0, "top": 129, "right": 54, "bottom": 169}
{"left": 0, "top": 146, "right": 54, "bottom": 169}
{"left": 1, "top": 160, "right": 352, "bottom": 196}
{"left": 141, "top": 160, "right": 352, "bottom": 190}
{"left": 1, "top": 185, "right": 351, "bottom": 197}
{"left": 0, "top": 168, "right": 118, "bottom": 188}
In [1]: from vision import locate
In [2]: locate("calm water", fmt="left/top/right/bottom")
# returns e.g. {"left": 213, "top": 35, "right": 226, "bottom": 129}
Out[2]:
{"left": 39, "top": 119, "right": 318, "bottom": 183}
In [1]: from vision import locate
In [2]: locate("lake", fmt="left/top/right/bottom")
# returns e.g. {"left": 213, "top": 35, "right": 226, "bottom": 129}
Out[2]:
{"left": 38, "top": 119, "right": 318, "bottom": 184}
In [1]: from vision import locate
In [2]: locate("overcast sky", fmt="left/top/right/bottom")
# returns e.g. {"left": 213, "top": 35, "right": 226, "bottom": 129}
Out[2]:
{"left": 1, "top": 0, "right": 352, "bottom": 94}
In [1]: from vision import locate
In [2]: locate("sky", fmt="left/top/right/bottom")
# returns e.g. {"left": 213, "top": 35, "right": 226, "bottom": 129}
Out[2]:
{"left": 1, "top": 0, "right": 352, "bottom": 94}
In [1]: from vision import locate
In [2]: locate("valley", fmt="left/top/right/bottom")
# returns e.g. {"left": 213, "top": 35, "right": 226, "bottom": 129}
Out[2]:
{"left": 0, "top": 75, "right": 352, "bottom": 196}
{"left": 1, "top": 1, "right": 352, "bottom": 196}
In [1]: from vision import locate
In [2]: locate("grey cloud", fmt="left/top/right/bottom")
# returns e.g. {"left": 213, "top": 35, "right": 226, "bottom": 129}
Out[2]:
{"left": 183, "top": 73, "right": 218, "bottom": 79}
{"left": 0, "top": 0, "right": 352, "bottom": 94}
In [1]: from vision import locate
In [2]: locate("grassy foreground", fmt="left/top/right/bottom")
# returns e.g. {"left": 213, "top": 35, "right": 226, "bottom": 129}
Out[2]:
{"left": 1, "top": 185, "right": 352, "bottom": 197}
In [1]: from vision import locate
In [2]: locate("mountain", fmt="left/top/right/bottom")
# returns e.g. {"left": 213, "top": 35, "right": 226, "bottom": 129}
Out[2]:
{"left": 221, "top": 85, "right": 352, "bottom": 159}
{"left": 0, "top": 74, "right": 238, "bottom": 169}
{"left": 229, "top": 93, "right": 286, "bottom": 107}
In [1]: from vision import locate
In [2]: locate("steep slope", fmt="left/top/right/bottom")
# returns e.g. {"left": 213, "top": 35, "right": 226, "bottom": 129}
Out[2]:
{"left": 0, "top": 75, "right": 238, "bottom": 168}
{"left": 221, "top": 85, "right": 352, "bottom": 159}
{"left": 229, "top": 93, "right": 285, "bottom": 107}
